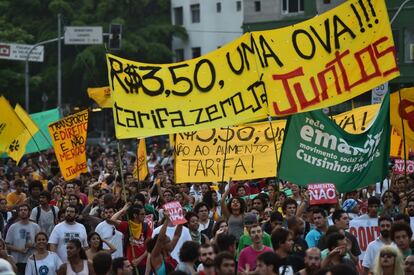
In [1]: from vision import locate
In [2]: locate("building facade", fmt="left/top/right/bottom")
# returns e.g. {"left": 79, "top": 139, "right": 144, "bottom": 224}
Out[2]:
{"left": 171, "top": 0, "right": 244, "bottom": 61}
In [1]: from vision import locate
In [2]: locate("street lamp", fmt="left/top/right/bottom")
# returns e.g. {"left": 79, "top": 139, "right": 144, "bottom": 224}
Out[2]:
{"left": 25, "top": 13, "right": 62, "bottom": 113}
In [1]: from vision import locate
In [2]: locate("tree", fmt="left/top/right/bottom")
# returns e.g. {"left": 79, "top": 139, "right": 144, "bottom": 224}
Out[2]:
{"left": 0, "top": 0, "right": 187, "bottom": 112}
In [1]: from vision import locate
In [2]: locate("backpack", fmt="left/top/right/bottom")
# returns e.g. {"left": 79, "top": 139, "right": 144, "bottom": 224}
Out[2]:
{"left": 36, "top": 206, "right": 57, "bottom": 225}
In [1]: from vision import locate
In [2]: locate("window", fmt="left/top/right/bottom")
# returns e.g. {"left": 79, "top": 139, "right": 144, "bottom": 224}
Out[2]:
{"left": 254, "top": 1, "right": 261, "bottom": 12}
{"left": 217, "top": 2, "right": 221, "bottom": 13}
{"left": 236, "top": 1, "right": 242, "bottom": 11}
{"left": 192, "top": 47, "right": 201, "bottom": 58}
{"left": 282, "top": 0, "right": 304, "bottom": 13}
{"left": 174, "top": 7, "right": 183, "bottom": 25}
{"left": 175, "top": 49, "right": 184, "bottom": 62}
{"left": 405, "top": 29, "right": 414, "bottom": 63}
{"left": 191, "top": 4, "right": 200, "bottom": 23}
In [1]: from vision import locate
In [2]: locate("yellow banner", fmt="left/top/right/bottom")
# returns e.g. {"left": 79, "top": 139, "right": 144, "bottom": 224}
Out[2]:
{"left": 87, "top": 86, "right": 113, "bottom": 108}
{"left": 48, "top": 110, "right": 89, "bottom": 180}
{"left": 0, "top": 97, "right": 31, "bottom": 163}
{"left": 133, "top": 138, "right": 149, "bottom": 181}
{"left": 174, "top": 121, "right": 285, "bottom": 183}
{"left": 175, "top": 104, "right": 392, "bottom": 183}
{"left": 106, "top": 0, "right": 398, "bottom": 138}
{"left": 390, "top": 88, "right": 414, "bottom": 158}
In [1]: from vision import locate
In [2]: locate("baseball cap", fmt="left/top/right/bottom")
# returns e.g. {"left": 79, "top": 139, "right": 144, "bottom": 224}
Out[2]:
{"left": 244, "top": 212, "right": 258, "bottom": 225}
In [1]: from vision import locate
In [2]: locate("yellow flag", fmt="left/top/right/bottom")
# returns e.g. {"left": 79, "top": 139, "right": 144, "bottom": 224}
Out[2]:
{"left": 0, "top": 97, "right": 30, "bottom": 163}
{"left": 87, "top": 86, "right": 113, "bottom": 108}
{"left": 390, "top": 88, "right": 414, "bottom": 158}
{"left": 15, "top": 104, "right": 39, "bottom": 137}
{"left": 133, "top": 138, "right": 148, "bottom": 181}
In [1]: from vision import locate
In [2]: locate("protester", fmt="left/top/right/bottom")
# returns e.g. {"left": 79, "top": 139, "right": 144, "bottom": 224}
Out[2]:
{"left": 57, "top": 239, "right": 94, "bottom": 275}
{"left": 321, "top": 233, "right": 356, "bottom": 272}
{"left": 25, "top": 232, "right": 62, "bottom": 275}
{"left": 372, "top": 245, "right": 404, "bottom": 275}
{"left": 85, "top": 232, "right": 116, "bottom": 262}
{"left": 112, "top": 257, "right": 133, "bottom": 275}
{"left": 214, "top": 251, "right": 235, "bottom": 275}
{"left": 405, "top": 255, "right": 414, "bottom": 275}
{"left": 238, "top": 224, "right": 273, "bottom": 273}
{"left": 175, "top": 241, "right": 199, "bottom": 274}
{"left": 271, "top": 227, "right": 304, "bottom": 273}
{"left": 29, "top": 191, "right": 59, "bottom": 236}
{"left": 49, "top": 205, "right": 88, "bottom": 262}
{"left": 362, "top": 215, "right": 394, "bottom": 273}
{"left": 305, "top": 208, "right": 328, "bottom": 248}
{"left": 92, "top": 251, "right": 112, "bottom": 275}
{"left": 5, "top": 204, "right": 40, "bottom": 274}
{"left": 197, "top": 244, "right": 216, "bottom": 275}
{"left": 255, "top": 251, "right": 280, "bottom": 275}
{"left": 297, "top": 247, "right": 321, "bottom": 275}
{"left": 390, "top": 222, "right": 413, "bottom": 258}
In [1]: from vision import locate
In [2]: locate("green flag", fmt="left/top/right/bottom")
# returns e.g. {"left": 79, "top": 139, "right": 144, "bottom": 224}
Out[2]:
{"left": 279, "top": 93, "right": 390, "bottom": 193}
{"left": 25, "top": 108, "right": 60, "bottom": 154}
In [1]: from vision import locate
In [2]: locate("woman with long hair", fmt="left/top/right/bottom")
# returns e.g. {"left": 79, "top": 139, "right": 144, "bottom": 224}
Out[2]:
{"left": 372, "top": 245, "right": 404, "bottom": 275}
{"left": 147, "top": 211, "right": 183, "bottom": 274}
{"left": 85, "top": 232, "right": 116, "bottom": 262}
{"left": 57, "top": 239, "right": 95, "bottom": 275}
{"left": 220, "top": 184, "right": 246, "bottom": 241}
{"left": 25, "top": 232, "right": 62, "bottom": 275}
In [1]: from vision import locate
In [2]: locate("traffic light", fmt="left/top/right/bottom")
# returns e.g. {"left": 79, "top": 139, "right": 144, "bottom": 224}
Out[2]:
{"left": 109, "top": 23, "right": 122, "bottom": 50}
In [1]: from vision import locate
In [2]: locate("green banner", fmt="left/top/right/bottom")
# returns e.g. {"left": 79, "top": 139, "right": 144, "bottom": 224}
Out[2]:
{"left": 25, "top": 108, "right": 60, "bottom": 154}
{"left": 1, "top": 108, "right": 60, "bottom": 158}
{"left": 279, "top": 94, "right": 390, "bottom": 193}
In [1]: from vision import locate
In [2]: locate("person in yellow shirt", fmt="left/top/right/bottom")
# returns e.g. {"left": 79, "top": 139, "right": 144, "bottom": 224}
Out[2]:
{"left": 6, "top": 179, "right": 27, "bottom": 208}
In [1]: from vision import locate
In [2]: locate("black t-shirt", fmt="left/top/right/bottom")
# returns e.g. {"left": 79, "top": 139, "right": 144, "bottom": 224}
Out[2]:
{"left": 279, "top": 254, "right": 305, "bottom": 273}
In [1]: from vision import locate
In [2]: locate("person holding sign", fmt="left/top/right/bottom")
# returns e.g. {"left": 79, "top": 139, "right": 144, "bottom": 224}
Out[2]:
{"left": 147, "top": 211, "right": 183, "bottom": 274}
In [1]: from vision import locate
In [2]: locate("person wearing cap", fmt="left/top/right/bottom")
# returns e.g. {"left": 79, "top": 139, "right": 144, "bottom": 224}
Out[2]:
{"left": 342, "top": 199, "right": 360, "bottom": 220}
{"left": 236, "top": 212, "right": 272, "bottom": 259}
{"left": 237, "top": 223, "right": 273, "bottom": 273}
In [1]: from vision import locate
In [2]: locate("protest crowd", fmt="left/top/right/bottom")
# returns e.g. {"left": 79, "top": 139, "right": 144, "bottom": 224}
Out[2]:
{"left": 0, "top": 143, "right": 413, "bottom": 275}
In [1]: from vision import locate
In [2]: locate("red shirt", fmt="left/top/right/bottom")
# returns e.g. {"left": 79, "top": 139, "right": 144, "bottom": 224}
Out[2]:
{"left": 118, "top": 221, "right": 152, "bottom": 266}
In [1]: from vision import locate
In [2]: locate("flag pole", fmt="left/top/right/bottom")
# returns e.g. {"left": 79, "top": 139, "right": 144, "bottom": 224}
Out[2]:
{"left": 117, "top": 141, "right": 139, "bottom": 275}
{"left": 397, "top": 89, "right": 409, "bottom": 184}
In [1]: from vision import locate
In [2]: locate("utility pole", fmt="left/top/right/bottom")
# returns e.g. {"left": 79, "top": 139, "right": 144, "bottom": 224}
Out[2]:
{"left": 57, "top": 13, "right": 62, "bottom": 110}
{"left": 25, "top": 37, "right": 62, "bottom": 112}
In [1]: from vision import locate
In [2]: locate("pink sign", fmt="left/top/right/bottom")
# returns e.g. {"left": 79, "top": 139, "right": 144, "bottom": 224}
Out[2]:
{"left": 163, "top": 201, "right": 187, "bottom": 225}
{"left": 393, "top": 159, "right": 414, "bottom": 174}
{"left": 308, "top": 183, "right": 337, "bottom": 205}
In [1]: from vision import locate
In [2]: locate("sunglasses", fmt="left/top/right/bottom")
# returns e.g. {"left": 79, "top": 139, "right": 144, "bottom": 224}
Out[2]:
{"left": 380, "top": 252, "right": 395, "bottom": 258}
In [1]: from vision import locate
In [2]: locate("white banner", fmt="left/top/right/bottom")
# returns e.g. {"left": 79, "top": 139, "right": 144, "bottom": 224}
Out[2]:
{"left": 349, "top": 217, "right": 379, "bottom": 260}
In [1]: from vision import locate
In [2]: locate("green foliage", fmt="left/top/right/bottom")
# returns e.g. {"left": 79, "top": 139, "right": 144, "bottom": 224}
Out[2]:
{"left": 0, "top": 0, "right": 186, "bottom": 112}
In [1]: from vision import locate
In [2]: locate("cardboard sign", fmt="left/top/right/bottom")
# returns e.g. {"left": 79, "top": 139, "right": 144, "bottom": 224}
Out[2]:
{"left": 393, "top": 159, "right": 414, "bottom": 174}
{"left": 48, "top": 110, "right": 89, "bottom": 180}
{"left": 163, "top": 201, "right": 187, "bottom": 225}
{"left": 308, "top": 184, "right": 337, "bottom": 205}
{"left": 349, "top": 217, "right": 380, "bottom": 260}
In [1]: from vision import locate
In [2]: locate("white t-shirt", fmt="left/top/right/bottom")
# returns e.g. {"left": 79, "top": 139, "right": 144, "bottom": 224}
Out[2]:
{"left": 152, "top": 224, "right": 192, "bottom": 263}
{"left": 48, "top": 222, "right": 88, "bottom": 262}
{"left": 5, "top": 221, "right": 40, "bottom": 263}
{"left": 25, "top": 251, "right": 62, "bottom": 275}
{"left": 29, "top": 206, "right": 59, "bottom": 237}
{"left": 362, "top": 238, "right": 396, "bottom": 270}
{"left": 95, "top": 220, "right": 124, "bottom": 259}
